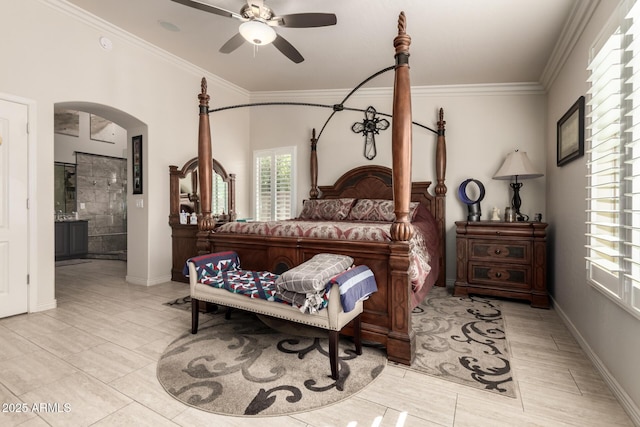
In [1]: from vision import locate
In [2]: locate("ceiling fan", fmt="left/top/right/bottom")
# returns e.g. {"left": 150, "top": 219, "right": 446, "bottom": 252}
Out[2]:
{"left": 171, "top": 0, "right": 337, "bottom": 63}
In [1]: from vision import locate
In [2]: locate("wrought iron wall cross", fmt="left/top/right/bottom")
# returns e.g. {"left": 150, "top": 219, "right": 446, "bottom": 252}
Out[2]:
{"left": 351, "top": 106, "right": 389, "bottom": 160}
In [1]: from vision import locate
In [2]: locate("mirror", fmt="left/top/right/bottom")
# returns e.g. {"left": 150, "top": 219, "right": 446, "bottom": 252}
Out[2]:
{"left": 169, "top": 157, "right": 235, "bottom": 225}
{"left": 178, "top": 167, "right": 201, "bottom": 214}
{"left": 54, "top": 162, "right": 77, "bottom": 215}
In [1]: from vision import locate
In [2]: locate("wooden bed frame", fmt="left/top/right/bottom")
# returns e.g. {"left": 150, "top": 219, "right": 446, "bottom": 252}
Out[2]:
{"left": 192, "top": 13, "right": 447, "bottom": 365}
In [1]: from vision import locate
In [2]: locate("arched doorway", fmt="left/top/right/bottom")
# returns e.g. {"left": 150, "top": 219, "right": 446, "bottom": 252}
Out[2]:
{"left": 53, "top": 101, "right": 147, "bottom": 281}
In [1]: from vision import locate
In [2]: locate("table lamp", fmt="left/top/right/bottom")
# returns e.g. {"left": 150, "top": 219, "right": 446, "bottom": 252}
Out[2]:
{"left": 493, "top": 150, "right": 542, "bottom": 221}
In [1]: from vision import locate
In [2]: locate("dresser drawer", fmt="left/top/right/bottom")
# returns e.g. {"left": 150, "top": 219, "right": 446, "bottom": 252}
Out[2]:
{"left": 469, "top": 240, "right": 530, "bottom": 264}
{"left": 468, "top": 262, "right": 531, "bottom": 290}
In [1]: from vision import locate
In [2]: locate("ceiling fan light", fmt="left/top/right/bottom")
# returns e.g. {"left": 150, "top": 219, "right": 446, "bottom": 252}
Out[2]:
{"left": 239, "top": 20, "right": 276, "bottom": 45}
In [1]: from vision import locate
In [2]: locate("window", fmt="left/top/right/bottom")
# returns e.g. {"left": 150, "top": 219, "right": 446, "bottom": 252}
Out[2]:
{"left": 253, "top": 147, "right": 296, "bottom": 221}
{"left": 211, "top": 173, "right": 228, "bottom": 216}
{"left": 586, "top": 0, "right": 640, "bottom": 318}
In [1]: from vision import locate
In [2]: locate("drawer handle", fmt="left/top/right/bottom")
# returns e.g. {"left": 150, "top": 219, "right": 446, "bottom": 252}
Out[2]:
{"left": 496, "top": 231, "right": 502, "bottom": 236}
{"left": 494, "top": 249, "right": 501, "bottom": 255}
{"left": 495, "top": 272, "right": 502, "bottom": 278}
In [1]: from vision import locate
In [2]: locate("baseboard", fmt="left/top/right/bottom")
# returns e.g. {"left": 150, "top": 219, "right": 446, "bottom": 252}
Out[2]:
{"left": 32, "top": 299, "right": 57, "bottom": 313}
{"left": 553, "top": 298, "right": 640, "bottom": 427}
{"left": 126, "top": 274, "right": 172, "bottom": 286}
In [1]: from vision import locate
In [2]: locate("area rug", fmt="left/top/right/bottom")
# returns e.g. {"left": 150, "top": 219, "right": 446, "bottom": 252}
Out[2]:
{"left": 164, "top": 295, "right": 192, "bottom": 309}
{"left": 157, "top": 309, "right": 386, "bottom": 417}
{"left": 405, "top": 286, "right": 515, "bottom": 397}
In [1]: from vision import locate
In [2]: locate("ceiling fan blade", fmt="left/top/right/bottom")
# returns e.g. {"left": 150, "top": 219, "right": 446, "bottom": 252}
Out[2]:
{"left": 219, "top": 33, "right": 245, "bottom": 54}
{"left": 171, "top": 0, "right": 240, "bottom": 20}
{"left": 272, "top": 34, "right": 304, "bottom": 63}
{"left": 275, "top": 13, "right": 337, "bottom": 28}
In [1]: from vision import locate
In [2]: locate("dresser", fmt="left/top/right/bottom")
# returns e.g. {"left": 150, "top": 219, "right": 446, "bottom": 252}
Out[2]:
{"left": 454, "top": 221, "right": 549, "bottom": 308}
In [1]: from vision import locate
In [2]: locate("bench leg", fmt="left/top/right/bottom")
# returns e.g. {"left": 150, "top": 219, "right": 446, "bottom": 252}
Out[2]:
{"left": 353, "top": 315, "right": 362, "bottom": 355}
{"left": 329, "top": 330, "right": 339, "bottom": 380}
{"left": 191, "top": 297, "right": 199, "bottom": 334}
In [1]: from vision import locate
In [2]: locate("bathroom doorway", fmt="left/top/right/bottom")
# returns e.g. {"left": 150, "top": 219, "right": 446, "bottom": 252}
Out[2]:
{"left": 53, "top": 102, "right": 147, "bottom": 278}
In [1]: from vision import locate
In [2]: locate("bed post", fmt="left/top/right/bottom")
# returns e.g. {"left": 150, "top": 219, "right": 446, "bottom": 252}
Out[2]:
{"left": 197, "top": 78, "right": 214, "bottom": 230}
{"left": 388, "top": 11, "right": 415, "bottom": 365}
{"left": 198, "top": 77, "right": 215, "bottom": 231}
{"left": 435, "top": 108, "right": 447, "bottom": 287}
{"left": 391, "top": 13, "right": 413, "bottom": 242}
{"left": 196, "top": 78, "right": 215, "bottom": 254}
{"left": 309, "top": 128, "right": 319, "bottom": 199}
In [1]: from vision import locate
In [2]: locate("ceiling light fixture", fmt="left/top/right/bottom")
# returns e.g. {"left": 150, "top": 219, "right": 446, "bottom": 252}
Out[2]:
{"left": 239, "top": 20, "right": 276, "bottom": 45}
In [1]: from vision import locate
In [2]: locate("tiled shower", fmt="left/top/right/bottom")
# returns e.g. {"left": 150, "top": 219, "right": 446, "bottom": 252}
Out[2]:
{"left": 76, "top": 152, "right": 127, "bottom": 259}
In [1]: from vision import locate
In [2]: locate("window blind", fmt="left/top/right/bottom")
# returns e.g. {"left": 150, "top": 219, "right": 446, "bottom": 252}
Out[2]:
{"left": 625, "top": 1, "right": 640, "bottom": 311}
{"left": 586, "top": 0, "right": 640, "bottom": 317}
{"left": 211, "top": 173, "right": 228, "bottom": 216}
{"left": 254, "top": 147, "right": 295, "bottom": 221}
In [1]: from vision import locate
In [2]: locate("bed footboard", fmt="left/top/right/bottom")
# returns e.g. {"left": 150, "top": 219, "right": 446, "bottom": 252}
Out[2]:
{"left": 201, "top": 233, "right": 415, "bottom": 364}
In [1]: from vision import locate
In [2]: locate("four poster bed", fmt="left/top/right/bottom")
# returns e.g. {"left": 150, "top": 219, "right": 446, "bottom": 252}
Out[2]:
{"left": 191, "top": 12, "right": 447, "bottom": 365}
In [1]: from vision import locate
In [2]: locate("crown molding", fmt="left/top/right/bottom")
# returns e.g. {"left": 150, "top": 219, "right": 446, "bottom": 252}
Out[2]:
{"left": 40, "top": 0, "right": 546, "bottom": 102}
{"left": 540, "top": 0, "right": 600, "bottom": 90}
{"left": 411, "top": 83, "right": 545, "bottom": 97}
{"left": 39, "top": 0, "right": 249, "bottom": 98}
{"left": 251, "top": 82, "right": 545, "bottom": 102}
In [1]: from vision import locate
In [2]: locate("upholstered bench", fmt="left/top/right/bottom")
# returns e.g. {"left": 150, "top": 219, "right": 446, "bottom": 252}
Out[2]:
{"left": 186, "top": 251, "right": 377, "bottom": 380}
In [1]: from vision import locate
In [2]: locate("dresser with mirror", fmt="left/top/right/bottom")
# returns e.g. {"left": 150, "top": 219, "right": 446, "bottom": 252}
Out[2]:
{"left": 169, "top": 157, "right": 235, "bottom": 282}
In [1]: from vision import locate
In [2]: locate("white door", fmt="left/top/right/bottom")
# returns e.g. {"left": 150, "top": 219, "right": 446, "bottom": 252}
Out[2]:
{"left": 0, "top": 99, "right": 29, "bottom": 318}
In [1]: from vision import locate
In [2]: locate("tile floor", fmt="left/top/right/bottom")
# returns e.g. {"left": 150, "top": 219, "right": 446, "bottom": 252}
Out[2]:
{"left": 0, "top": 259, "right": 635, "bottom": 426}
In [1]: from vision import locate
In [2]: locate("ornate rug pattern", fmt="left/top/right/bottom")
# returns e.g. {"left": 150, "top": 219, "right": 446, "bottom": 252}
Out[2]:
{"left": 407, "top": 286, "right": 515, "bottom": 397}
{"left": 157, "top": 309, "right": 386, "bottom": 417}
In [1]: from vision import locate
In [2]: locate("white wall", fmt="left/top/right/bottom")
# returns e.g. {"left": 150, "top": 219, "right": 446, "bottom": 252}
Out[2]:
{"left": 546, "top": 0, "right": 640, "bottom": 419}
{"left": 0, "top": 0, "right": 250, "bottom": 311}
{"left": 250, "top": 84, "right": 547, "bottom": 283}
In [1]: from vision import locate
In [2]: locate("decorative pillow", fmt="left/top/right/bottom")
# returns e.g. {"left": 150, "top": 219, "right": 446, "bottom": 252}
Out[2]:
{"left": 275, "top": 253, "right": 354, "bottom": 293}
{"left": 298, "top": 198, "right": 355, "bottom": 221}
{"left": 347, "top": 199, "right": 420, "bottom": 222}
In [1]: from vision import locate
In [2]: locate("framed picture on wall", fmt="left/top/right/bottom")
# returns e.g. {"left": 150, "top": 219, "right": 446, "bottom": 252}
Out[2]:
{"left": 132, "top": 135, "right": 143, "bottom": 194}
{"left": 557, "top": 96, "right": 585, "bottom": 167}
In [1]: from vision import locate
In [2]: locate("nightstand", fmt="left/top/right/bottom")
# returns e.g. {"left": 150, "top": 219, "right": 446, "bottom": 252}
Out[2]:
{"left": 454, "top": 221, "right": 549, "bottom": 308}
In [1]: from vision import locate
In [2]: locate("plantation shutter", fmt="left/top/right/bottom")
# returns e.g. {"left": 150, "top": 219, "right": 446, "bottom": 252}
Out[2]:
{"left": 211, "top": 173, "right": 228, "bottom": 216}
{"left": 625, "top": 1, "right": 640, "bottom": 311}
{"left": 586, "top": 27, "right": 624, "bottom": 296}
{"left": 586, "top": 0, "right": 640, "bottom": 317}
{"left": 254, "top": 147, "right": 295, "bottom": 221}
{"left": 255, "top": 154, "right": 273, "bottom": 221}
{"left": 274, "top": 153, "right": 292, "bottom": 220}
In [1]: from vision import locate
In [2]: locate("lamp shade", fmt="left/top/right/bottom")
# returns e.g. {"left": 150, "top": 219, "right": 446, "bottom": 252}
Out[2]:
{"left": 239, "top": 21, "right": 277, "bottom": 46}
{"left": 493, "top": 150, "right": 543, "bottom": 180}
